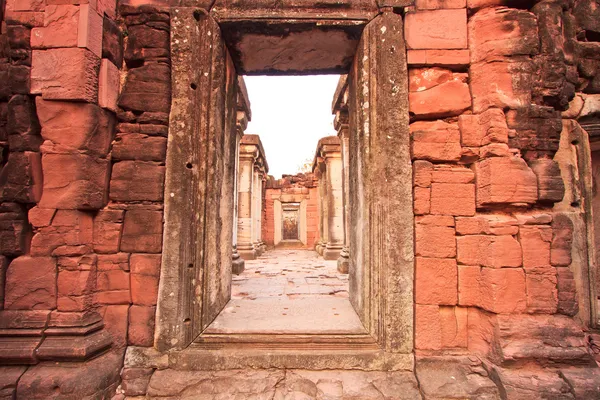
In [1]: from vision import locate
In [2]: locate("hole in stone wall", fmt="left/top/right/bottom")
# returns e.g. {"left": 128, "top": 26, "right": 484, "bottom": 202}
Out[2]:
{"left": 186, "top": 162, "right": 193, "bottom": 169}
{"left": 190, "top": 82, "right": 197, "bottom": 90}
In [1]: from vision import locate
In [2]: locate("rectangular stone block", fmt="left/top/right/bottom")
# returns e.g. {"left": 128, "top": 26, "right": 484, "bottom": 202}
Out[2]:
{"left": 93, "top": 210, "right": 124, "bottom": 254}
{"left": 410, "top": 120, "right": 462, "bottom": 162}
{"left": 128, "top": 305, "right": 155, "bottom": 347}
{"left": 31, "top": 48, "right": 100, "bottom": 102}
{"left": 415, "top": 304, "right": 441, "bottom": 350}
{"left": 414, "top": 186, "right": 431, "bottom": 215}
{"left": 431, "top": 165, "right": 474, "bottom": 184}
{"left": 430, "top": 183, "right": 475, "bottom": 216}
{"left": 415, "top": 216, "right": 456, "bottom": 258}
{"left": 474, "top": 157, "right": 538, "bottom": 207}
{"left": 519, "top": 225, "right": 552, "bottom": 270}
{"left": 457, "top": 235, "right": 522, "bottom": 268}
{"left": 551, "top": 214, "right": 573, "bottom": 267}
{"left": 407, "top": 49, "right": 470, "bottom": 67}
{"left": 98, "top": 59, "right": 120, "bottom": 112}
{"left": 109, "top": 161, "right": 165, "bottom": 202}
{"left": 39, "top": 149, "right": 110, "bottom": 210}
{"left": 112, "top": 133, "right": 167, "bottom": 162}
{"left": 7, "top": 95, "right": 43, "bottom": 152}
{"left": 118, "top": 63, "right": 171, "bottom": 114}
{"left": 102, "top": 17, "right": 123, "bottom": 68}
{"left": 56, "top": 269, "right": 94, "bottom": 311}
{"left": 405, "top": 9, "right": 467, "bottom": 49}
{"left": 77, "top": 4, "right": 103, "bottom": 58}
{"left": 95, "top": 269, "right": 130, "bottom": 305}
{"left": 4, "top": 256, "right": 57, "bottom": 310}
{"left": 526, "top": 269, "right": 558, "bottom": 314}
{"left": 130, "top": 254, "right": 161, "bottom": 277}
{"left": 131, "top": 274, "right": 158, "bottom": 306}
{"left": 455, "top": 215, "right": 518, "bottom": 236}
{"left": 0, "top": 151, "right": 43, "bottom": 204}
{"left": 409, "top": 70, "right": 471, "bottom": 118}
{"left": 120, "top": 210, "right": 163, "bottom": 253}
{"left": 100, "top": 304, "right": 128, "bottom": 347}
{"left": 458, "top": 265, "right": 481, "bottom": 306}
{"left": 415, "top": 0, "right": 466, "bottom": 9}
{"left": 31, "top": 5, "right": 79, "bottom": 49}
{"left": 458, "top": 108, "right": 509, "bottom": 147}
{"left": 416, "top": 257, "right": 457, "bottom": 305}
{"left": 479, "top": 268, "right": 526, "bottom": 314}
{"left": 0, "top": 203, "right": 31, "bottom": 257}
{"left": 440, "top": 306, "right": 467, "bottom": 348}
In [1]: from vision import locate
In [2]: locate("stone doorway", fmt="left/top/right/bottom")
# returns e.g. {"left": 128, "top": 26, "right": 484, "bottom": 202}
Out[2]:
{"left": 156, "top": 4, "right": 413, "bottom": 370}
{"left": 282, "top": 203, "right": 300, "bottom": 241}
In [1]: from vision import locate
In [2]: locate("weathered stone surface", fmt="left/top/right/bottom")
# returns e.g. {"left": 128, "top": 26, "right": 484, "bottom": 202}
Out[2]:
{"left": 7, "top": 94, "right": 42, "bottom": 152}
{"left": 30, "top": 5, "right": 79, "bottom": 49}
{"left": 112, "top": 133, "right": 167, "bottom": 161}
{"left": 410, "top": 120, "right": 462, "bottom": 162}
{"left": 30, "top": 210, "right": 93, "bottom": 256}
{"left": 130, "top": 254, "right": 161, "bottom": 277}
{"left": 0, "top": 203, "right": 31, "bottom": 257}
{"left": 122, "top": 367, "right": 153, "bottom": 397}
{"left": 413, "top": 160, "right": 433, "bottom": 188}
{"left": 31, "top": 48, "right": 100, "bottom": 102}
{"left": 430, "top": 182, "right": 475, "bottom": 216}
{"left": 559, "top": 368, "right": 600, "bottom": 399}
{"left": 456, "top": 215, "right": 518, "bottom": 236}
{"left": 529, "top": 158, "right": 565, "bottom": 203}
{"left": 470, "top": 60, "right": 533, "bottom": 113}
{"left": 0, "top": 366, "right": 27, "bottom": 399}
{"left": 124, "top": 23, "right": 169, "bottom": 65}
{"left": 4, "top": 256, "right": 57, "bottom": 310}
{"left": 98, "top": 59, "right": 120, "bottom": 112}
{"left": 459, "top": 108, "right": 508, "bottom": 148}
{"left": 519, "top": 225, "right": 552, "bottom": 269}
{"left": 556, "top": 267, "right": 578, "bottom": 316}
{"left": 415, "top": 215, "right": 456, "bottom": 258}
{"left": 488, "top": 366, "right": 573, "bottom": 400}
{"left": 414, "top": 187, "right": 430, "bottom": 215}
{"left": 0, "top": 151, "right": 43, "bottom": 203}
{"left": 506, "top": 105, "right": 561, "bottom": 158}
{"left": 415, "top": 0, "right": 466, "bottom": 9}
{"left": 407, "top": 49, "right": 470, "bottom": 67}
{"left": 102, "top": 16, "right": 124, "bottom": 68}
{"left": 416, "top": 257, "right": 457, "bottom": 305}
{"left": 120, "top": 210, "right": 163, "bottom": 253}
{"left": 39, "top": 149, "right": 110, "bottom": 210}
{"left": 131, "top": 274, "right": 158, "bottom": 306}
{"left": 474, "top": 157, "right": 538, "bottom": 207}
{"left": 128, "top": 305, "right": 155, "bottom": 346}
{"left": 469, "top": 7, "right": 539, "bottom": 64}
{"left": 405, "top": 9, "right": 467, "bottom": 50}
{"left": 457, "top": 235, "right": 522, "bottom": 268}
{"left": 100, "top": 304, "right": 128, "bottom": 347}
{"left": 118, "top": 63, "right": 171, "bottom": 113}
{"left": 109, "top": 161, "right": 165, "bottom": 202}
{"left": 431, "top": 164, "right": 474, "bottom": 184}
{"left": 36, "top": 98, "right": 115, "bottom": 156}
{"left": 56, "top": 268, "right": 95, "bottom": 311}
{"left": 96, "top": 268, "right": 130, "bottom": 305}
{"left": 525, "top": 269, "right": 558, "bottom": 314}
{"left": 479, "top": 268, "right": 526, "bottom": 313}
{"left": 93, "top": 210, "right": 124, "bottom": 254}
{"left": 551, "top": 214, "right": 573, "bottom": 267}
{"left": 416, "top": 356, "right": 500, "bottom": 399}
{"left": 409, "top": 73, "right": 471, "bottom": 118}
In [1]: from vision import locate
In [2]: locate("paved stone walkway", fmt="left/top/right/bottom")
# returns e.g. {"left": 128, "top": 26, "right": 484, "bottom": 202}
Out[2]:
{"left": 205, "top": 249, "right": 364, "bottom": 334}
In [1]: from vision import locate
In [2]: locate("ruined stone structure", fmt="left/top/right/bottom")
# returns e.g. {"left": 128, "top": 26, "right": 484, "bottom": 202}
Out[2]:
{"left": 1, "top": 0, "right": 600, "bottom": 398}
{"left": 262, "top": 173, "right": 320, "bottom": 249}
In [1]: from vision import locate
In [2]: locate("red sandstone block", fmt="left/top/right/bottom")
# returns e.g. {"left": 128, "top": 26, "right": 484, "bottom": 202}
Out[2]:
{"left": 118, "top": 63, "right": 171, "bottom": 114}
{"left": 431, "top": 165, "right": 474, "bottom": 184}
{"left": 413, "top": 160, "right": 433, "bottom": 188}
{"left": 470, "top": 61, "right": 533, "bottom": 114}
{"left": 457, "top": 235, "right": 522, "bottom": 268}
{"left": 469, "top": 7, "right": 539, "bottom": 64}
{"left": 36, "top": 98, "right": 115, "bottom": 157}
{"left": 416, "top": 257, "right": 457, "bottom": 305}
{"left": 474, "top": 157, "right": 538, "bottom": 208}
{"left": 4, "top": 11, "right": 44, "bottom": 27}
{"left": 128, "top": 305, "right": 155, "bottom": 347}
{"left": 407, "top": 49, "right": 470, "bottom": 68}
{"left": 415, "top": 217, "right": 456, "bottom": 258}
{"left": 556, "top": 267, "right": 578, "bottom": 316}
{"left": 39, "top": 150, "right": 110, "bottom": 210}
{"left": 93, "top": 210, "right": 124, "bottom": 254}
{"left": 458, "top": 108, "right": 509, "bottom": 147}
{"left": 57, "top": 269, "right": 94, "bottom": 311}
{"left": 109, "top": 161, "right": 165, "bottom": 202}
{"left": 551, "top": 214, "right": 573, "bottom": 267}
{"left": 77, "top": 4, "right": 103, "bottom": 57}
{"left": 97, "top": 269, "right": 129, "bottom": 292}
{"left": 415, "top": 304, "right": 441, "bottom": 350}
{"left": 0, "top": 151, "right": 43, "bottom": 204}
{"left": 31, "top": 5, "right": 79, "bottom": 49}
{"left": 6, "top": 0, "right": 45, "bottom": 12}
{"left": 98, "top": 59, "right": 119, "bottom": 112}
{"left": 97, "top": 253, "right": 130, "bottom": 271}
{"left": 31, "top": 48, "right": 100, "bottom": 102}
{"left": 130, "top": 254, "right": 161, "bottom": 276}
{"left": 100, "top": 304, "right": 128, "bottom": 347}
{"left": 529, "top": 159, "right": 565, "bottom": 203}
{"left": 466, "top": 0, "right": 506, "bottom": 8}
{"left": 112, "top": 133, "right": 167, "bottom": 162}
{"left": 479, "top": 268, "right": 526, "bottom": 314}
{"left": 7, "top": 95, "right": 43, "bottom": 152}
{"left": 4, "top": 256, "right": 57, "bottom": 310}
{"left": 430, "top": 183, "right": 475, "bottom": 216}
{"left": 458, "top": 265, "right": 481, "bottom": 306}
{"left": 410, "top": 120, "right": 462, "bottom": 162}
{"left": 409, "top": 80, "right": 471, "bottom": 119}
{"left": 120, "top": 210, "right": 163, "bottom": 253}
{"left": 526, "top": 269, "right": 558, "bottom": 314}
{"left": 455, "top": 215, "right": 518, "bottom": 236}
{"left": 415, "top": 0, "right": 466, "bottom": 10}
{"left": 130, "top": 274, "right": 158, "bottom": 306}
{"left": 440, "top": 306, "right": 468, "bottom": 348}
{"left": 405, "top": 9, "right": 467, "bottom": 50}
{"left": 519, "top": 225, "right": 552, "bottom": 270}
{"left": 28, "top": 207, "right": 56, "bottom": 228}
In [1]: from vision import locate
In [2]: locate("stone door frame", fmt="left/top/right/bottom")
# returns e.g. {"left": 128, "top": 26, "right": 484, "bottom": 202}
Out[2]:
{"left": 155, "top": 5, "right": 414, "bottom": 371}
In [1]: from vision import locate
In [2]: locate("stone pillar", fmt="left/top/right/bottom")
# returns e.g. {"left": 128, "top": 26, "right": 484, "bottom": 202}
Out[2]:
{"left": 322, "top": 143, "right": 344, "bottom": 261}
{"left": 232, "top": 109, "right": 249, "bottom": 273}
{"left": 237, "top": 144, "right": 257, "bottom": 260}
{"left": 313, "top": 156, "right": 327, "bottom": 255}
{"left": 336, "top": 110, "right": 351, "bottom": 272}
{"left": 252, "top": 166, "right": 263, "bottom": 255}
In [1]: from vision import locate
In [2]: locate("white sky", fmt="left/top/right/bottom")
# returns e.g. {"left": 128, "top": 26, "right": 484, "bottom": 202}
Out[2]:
{"left": 244, "top": 75, "right": 340, "bottom": 179}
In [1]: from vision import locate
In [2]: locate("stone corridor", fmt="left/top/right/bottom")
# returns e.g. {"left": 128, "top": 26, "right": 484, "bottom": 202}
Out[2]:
{"left": 205, "top": 250, "right": 364, "bottom": 334}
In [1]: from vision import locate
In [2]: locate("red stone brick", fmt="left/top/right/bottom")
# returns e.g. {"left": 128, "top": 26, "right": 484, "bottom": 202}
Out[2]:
{"left": 97, "top": 269, "right": 129, "bottom": 292}
{"left": 470, "top": 60, "right": 533, "bottom": 114}
{"left": 77, "top": 4, "right": 103, "bottom": 57}
{"left": 525, "top": 269, "right": 558, "bottom": 314}
{"left": 28, "top": 207, "right": 55, "bottom": 228}
{"left": 457, "top": 235, "right": 522, "bottom": 268}
{"left": 474, "top": 157, "right": 538, "bottom": 207}
{"left": 36, "top": 98, "right": 115, "bottom": 157}
{"left": 98, "top": 59, "right": 119, "bottom": 112}
{"left": 102, "top": 16, "right": 124, "bottom": 68}
{"left": 415, "top": 304, "right": 441, "bottom": 350}
{"left": 109, "top": 161, "right": 165, "bottom": 202}
{"left": 93, "top": 210, "right": 124, "bottom": 254}
{"left": 407, "top": 49, "right": 470, "bottom": 68}
{"left": 97, "top": 253, "right": 130, "bottom": 271}
{"left": 124, "top": 23, "right": 170, "bottom": 65}
{"left": 128, "top": 305, "right": 155, "bottom": 347}
{"left": 519, "top": 225, "right": 552, "bottom": 270}
{"left": 4, "top": 11, "right": 45, "bottom": 27}
{"left": 409, "top": 80, "right": 471, "bottom": 118}
{"left": 409, "top": 67, "right": 456, "bottom": 92}
{"left": 430, "top": 183, "right": 475, "bottom": 216}
{"left": 440, "top": 306, "right": 468, "bottom": 348}
{"left": 4, "top": 256, "right": 57, "bottom": 310}
{"left": 130, "top": 274, "right": 158, "bottom": 306}
{"left": 413, "top": 160, "right": 433, "bottom": 188}
{"left": 30, "top": 210, "right": 94, "bottom": 256}
{"left": 458, "top": 265, "right": 481, "bottom": 307}
{"left": 467, "top": 307, "right": 495, "bottom": 355}
{"left": 112, "top": 133, "right": 168, "bottom": 162}
{"left": 431, "top": 165, "right": 474, "bottom": 184}
{"left": 415, "top": 216, "right": 456, "bottom": 258}
{"left": 529, "top": 159, "right": 565, "bottom": 203}
{"left": 556, "top": 267, "right": 578, "bottom": 316}
{"left": 57, "top": 269, "right": 94, "bottom": 311}
{"left": 479, "top": 268, "right": 526, "bottom": 314}
{"left": 416, "top": 257, "right": 457, "bottom": 305}
{"left": 121, "top": 367, "right": 153, "bottom": 397}
{"left": 130, "top": 254, "right": 161, "bottom": 276}
{"left": 39, "top": 148, "right": 110, "bottom": 210}
{"left": 415, "top": 0, "right": 466, "bottom": 10}
{"left": 405, "top": 9, "right": 467, "bottom": 50}
{"left": 118, "top": 63, "right": 171, "bottom": 113}
{"left": 0, "top": 203, "right": 31, "bottom": 257}
{"left": 479, "top": 143, "right": 511, "bottom": 158}
{"left": 410, "top": 120, "right": 462, "bottom": 162}
{"left": 7, "top": 95, "right": 43, "bottom": 152}
{"left": 100, "top": 304, "right": 128, "bottom": 347}
{"left": 458, "top": 108, "right": 509, "bottom": 147}
{"left": 469, "top": 7, "right": 539, "bottom": 64}
{"left": 455, "top": 215, "right": 519, "bottom": 236}
{"left": 31, "top": 48, "right": 100, "bottom": 102}
{"left": 30, "top": 5, "right": 79, "bottom": 49}
{"left": 551, "top": 214, "right": 573, "bottom": 267}
{"left": 414, "top": 187, "right": 431, "bottom": 215}
{"left": 0, "top": 151, "right": 43, "bottom": 204}
{"left": 120, "top": 210, "right": 163, "bottom": 253}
